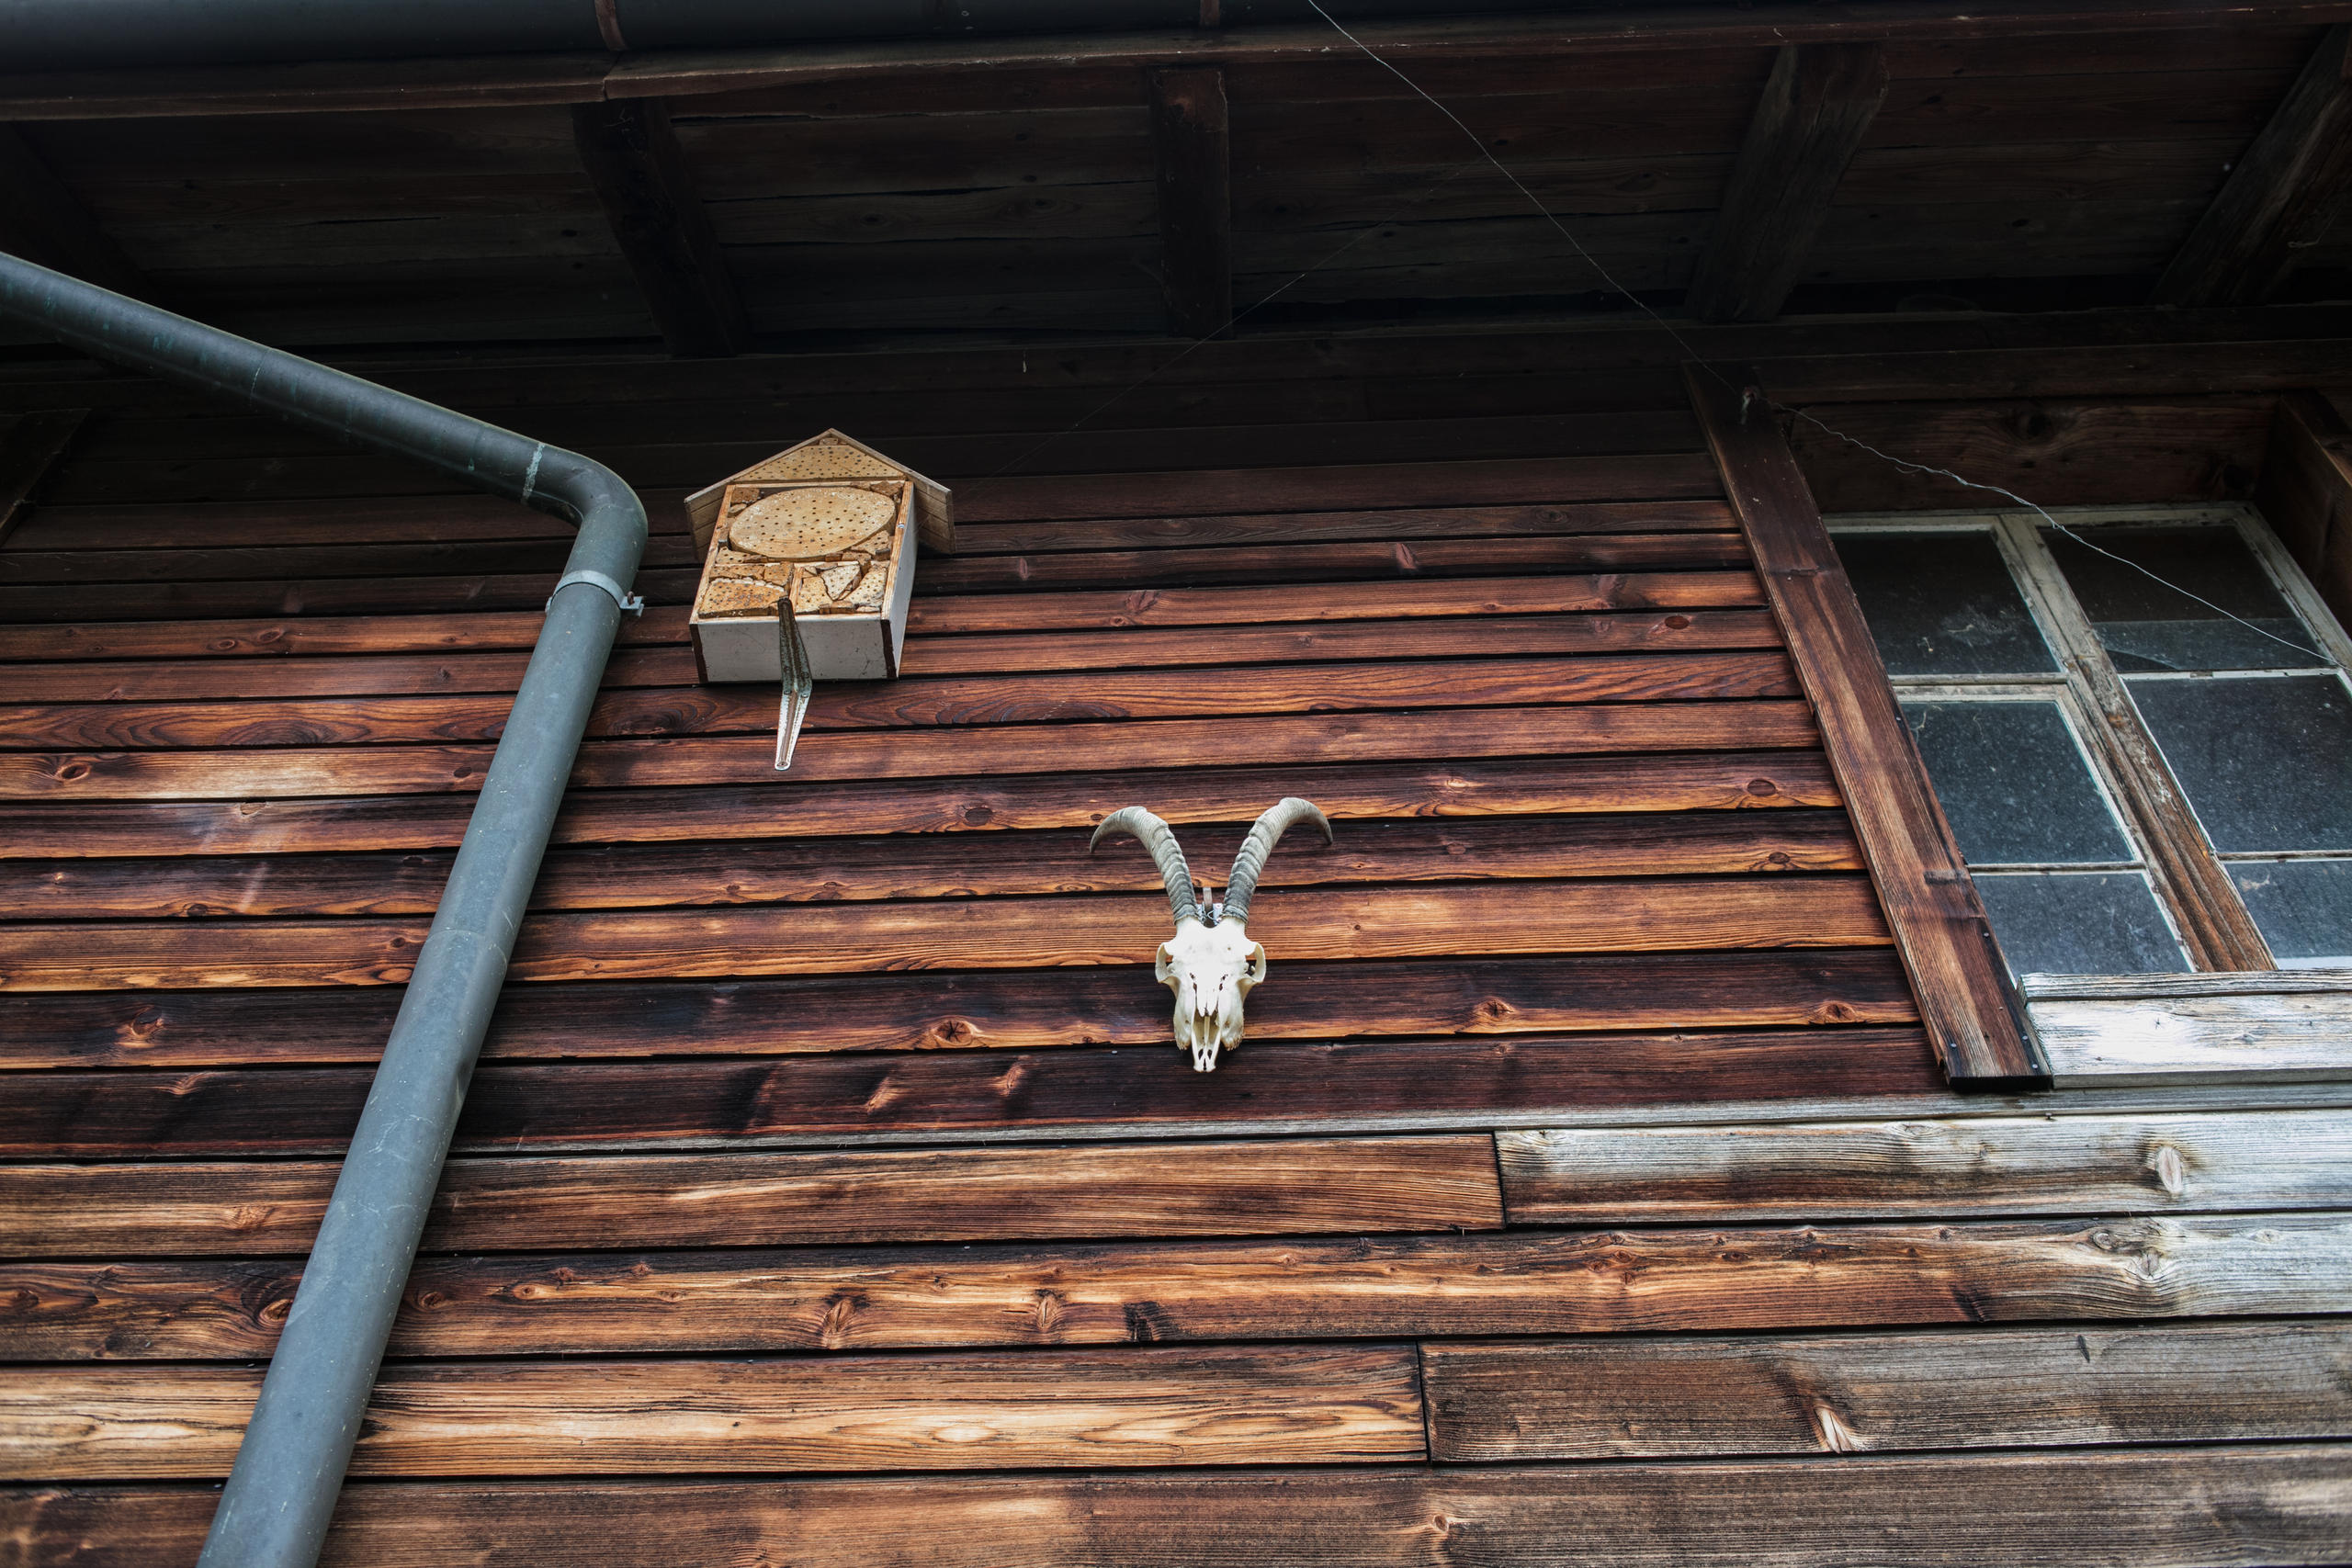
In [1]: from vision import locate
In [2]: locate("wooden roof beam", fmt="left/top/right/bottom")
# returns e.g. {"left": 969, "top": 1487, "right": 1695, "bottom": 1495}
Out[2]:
{"left": 570, "top": 97, "right": 749, "bottom": 358}
{"left": 2154, "top": 23, "right": 2352, "bottom": 307}
{"left": 8, "top": 3, "right": 2352, "bottom": 120}
{"left": 1148, "top": 65, "right": 1232, "bottom": 340}
{"left": 1684, "top": 43, "right": 1888, "bottom": 324}
{"left": 0, "top": 126, "right": 153, "bottom": 301}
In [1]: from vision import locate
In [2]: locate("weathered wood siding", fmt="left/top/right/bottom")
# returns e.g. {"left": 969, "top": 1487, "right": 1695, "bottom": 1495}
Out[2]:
{"left": 3, "top": 333, "right": 2348, "bottom": 1562}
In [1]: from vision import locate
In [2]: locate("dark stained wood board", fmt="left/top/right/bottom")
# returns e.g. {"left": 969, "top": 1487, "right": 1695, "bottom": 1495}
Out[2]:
{"left": 0, "top": 752, "right": 1844, "bottom": 860}
{"left": 0, "top": 950, "right": 1917, "bottom": 1070}
{"left": 0, "top": 875, "right": 1890, "bottom": 990}
{"left": 0, "top": 811, "right": 1861, "bottom": 919}
{"left": 10, "top": 1446, "right": 2350, "bottom": 1566}
{"left": 0, "top": 651, "right": 1803, "bottom": 749}
{"left": 6, "top": 1445, "right": 2349, "bottom": 1565}
{"left": 0, "top": 700, "right": 1825, "bottom": 801}
{"left": 0, "top": 1030, "right": 1941, "bottom": 1156}
{"left": 0, "top": 612, "right": 1788, "bottom": 701}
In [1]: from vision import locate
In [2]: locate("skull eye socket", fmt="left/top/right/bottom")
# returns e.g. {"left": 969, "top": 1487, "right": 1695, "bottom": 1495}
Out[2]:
{"left": 1243, "top": 943, "right": 1268, "bottom": 984}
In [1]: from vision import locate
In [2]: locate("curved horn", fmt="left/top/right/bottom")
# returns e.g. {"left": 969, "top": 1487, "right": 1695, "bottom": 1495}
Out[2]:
{"left": 1220, "top": 796, "right": 1333, "bottom": 926}
{"left": 1090, "top": 806, "right": 1199, "bottom": 926}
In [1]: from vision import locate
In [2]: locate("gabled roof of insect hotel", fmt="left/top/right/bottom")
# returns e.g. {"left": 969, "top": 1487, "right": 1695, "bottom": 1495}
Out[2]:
{"left": 684, "top": 429, "right": 954, "bottom": 556}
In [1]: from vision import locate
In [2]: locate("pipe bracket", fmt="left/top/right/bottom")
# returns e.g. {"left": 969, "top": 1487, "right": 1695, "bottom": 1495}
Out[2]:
{"left": 550, "top": 568, "right": 644, "bottom": 615}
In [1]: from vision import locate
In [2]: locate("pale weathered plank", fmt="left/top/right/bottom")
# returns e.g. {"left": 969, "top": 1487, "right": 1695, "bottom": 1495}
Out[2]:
{"left": 2025, "top": 977, "right": 2352, "bottom": 1086}
{"left": 0, "top": 1134, "right": 1503, "bottom": 1257}
{"left": 13, "top": 1213, "right": 2346, "bottom": 1362}
{"left": 0, "top": 1345, "right": 1426, "bottom": 1480}
{"left": 1425, "top": 1321, "right": 2352, "bottom": 1460}
{"left": 1498, "top": 1109, "right": 2352, "bottom": 1222}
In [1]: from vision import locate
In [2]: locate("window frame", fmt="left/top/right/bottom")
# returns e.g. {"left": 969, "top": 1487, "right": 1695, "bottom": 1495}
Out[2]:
{"left": 1690, "top": 367, "right": 2352, "bottom": 1090}
{"left": 1830, "top": 501, "right": 2352, "bottom": 979}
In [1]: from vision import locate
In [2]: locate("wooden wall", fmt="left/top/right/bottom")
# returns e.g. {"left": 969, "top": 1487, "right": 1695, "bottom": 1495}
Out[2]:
{"left": 2, "top": 321, "right": 2349, "bottom": 1562}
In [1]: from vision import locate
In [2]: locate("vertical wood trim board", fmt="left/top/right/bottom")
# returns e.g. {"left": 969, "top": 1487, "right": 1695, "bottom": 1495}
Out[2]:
{"left": 1687, "top": 366, "right": 2045, "bottom": 1087}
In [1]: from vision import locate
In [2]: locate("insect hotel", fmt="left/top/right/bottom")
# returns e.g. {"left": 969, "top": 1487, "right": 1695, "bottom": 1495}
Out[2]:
{"left": 2, "top": 6, "right": 2351, "bottom": 1566}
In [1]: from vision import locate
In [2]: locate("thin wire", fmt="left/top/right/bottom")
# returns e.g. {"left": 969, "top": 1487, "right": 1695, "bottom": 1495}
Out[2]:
{"left": 1305, "top": 0, "right": 1736, "bottom": 392}
{"left": 1306, "top": 0, "right": 2333, "bottom": 667}
{"left": 965, "top": 156, "right": 1482, "bottom": 491}
{"left": 1783, "top": 409, "right": 2331, "bottom": 663}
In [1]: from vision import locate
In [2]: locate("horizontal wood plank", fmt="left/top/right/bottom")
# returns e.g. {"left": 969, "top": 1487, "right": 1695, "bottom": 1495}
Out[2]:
{"left": 0, "top": 950, "right": 1916, "bottom": 1069}
{"left": 1424, "top": 1322, "right": 2352, "bottom": 1461}
{"left": 0, "top": 701, "right": 1823, "bottom": 802}
{"left": 0, "top": 811, "right": 1863, "bottom": 919}
{"left": 0, "top": 652, "right": 1800, "bottom": 750}
{"left": 10, "top": 1445, "right": 2349, "bottom": 1565}
{"left": 0, "top": 1345, "right": 1427, "bottom": 1480}
{"left": 0, "top": 876, "right": 1888, "bottom": 989}
{"left": 911, "top": 531, "right": 1748, "bottom": 595}
{"left": 0, "top": 573, "right": 1761, "bottom": 666}
{"left": 0, "top": 1030, "right": 1938, "bottom": 1156}
{"left": 2026, "top": 986, "right": 2352, "bottom": 1087}
{"left": 8, "top": 1212, "right": 2337, "bottom": 1363}
{"left": 8, "top": 1445, "right": 2351, "bottom": 1565}
{"left": 0, "top": 752, "right": 1841, "bottom": 860}
{"left": 1497, "top": 1109, "right": 2352, "bottom": 1222}
{"left": 0, "top": 1134, "right": 1503, "bottom": 1257}
{"left": 906, "top": 571, "right": 1766, "bottom": 633}
{"left": 0, "top": 612, "right": 1787, "bottom": 701}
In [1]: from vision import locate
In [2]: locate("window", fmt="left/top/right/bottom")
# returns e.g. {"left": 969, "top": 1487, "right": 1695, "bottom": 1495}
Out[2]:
{"left": 1837, "top": 504, "right": 2352, "bottom": 980}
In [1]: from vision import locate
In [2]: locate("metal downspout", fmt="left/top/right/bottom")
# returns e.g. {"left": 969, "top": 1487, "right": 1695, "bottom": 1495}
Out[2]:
{"left": 0, "top": 251, "right": 649, "bottom": 1568}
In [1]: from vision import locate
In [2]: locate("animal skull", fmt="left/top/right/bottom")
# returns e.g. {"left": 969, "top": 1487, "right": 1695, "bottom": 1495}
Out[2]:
{"left": 1157, "top": 918, "right": 1267, "bottom": 1072}
{"left": 1091, "top": 797, "right": 1332, "bottom": 1071}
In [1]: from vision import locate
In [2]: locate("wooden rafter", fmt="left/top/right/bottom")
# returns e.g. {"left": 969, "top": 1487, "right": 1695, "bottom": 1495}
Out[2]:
{"left": 0, "top": 126, "right": 151, "bottom": 300}
{"left": 2154, "top": 23, "right": 2352, "bottom": 307}
{"left": 1148, "top": 66, "right": 1232, "bottom": 341}
{"left": 571, "top": 98, "right": 749, "bottom": 358}
{"left": 1685, "top": 43, "right": 1888, "bottom": 324}
{"left": 0, "top": 408, "right": 88, "bottom": 548}
{"left": 1687, "top": 365, "right": 2047, "bottom": 1089}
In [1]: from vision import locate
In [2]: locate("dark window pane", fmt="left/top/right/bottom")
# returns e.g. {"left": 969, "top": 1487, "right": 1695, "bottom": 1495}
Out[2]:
{"left": 1972, "top": 871, "right": 2189, "bottom": 976}
{"left": 1902, "top": 700, "right": 2132, "bottom": 865}
{"left": 1838, "top": 531, "right": 2057, "bottom": 676}
{"left": 2231, "top": 860, "right": 2352, "bottom": 966}
{"left": 2129, "top": 674, "right": 2352, "bottom": 852}
{"left": 2043, "top": 524, "right": 2320, "bottom": 671}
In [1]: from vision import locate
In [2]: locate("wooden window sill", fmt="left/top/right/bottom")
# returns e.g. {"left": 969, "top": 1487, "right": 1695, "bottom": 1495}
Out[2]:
{"left": 2024, "top": 971, "right": 2352, "bottom": 1088}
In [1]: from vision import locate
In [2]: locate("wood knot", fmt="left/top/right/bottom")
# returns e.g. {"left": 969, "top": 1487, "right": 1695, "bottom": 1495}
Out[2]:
{"left": 1810, "top": 1404, "right": 1865, "bottom": 1452}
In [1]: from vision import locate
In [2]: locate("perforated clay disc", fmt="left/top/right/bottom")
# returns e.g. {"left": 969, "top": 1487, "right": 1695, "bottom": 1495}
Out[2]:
{"left": 728, "top": 486, "right": 898, "bottom": 560}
